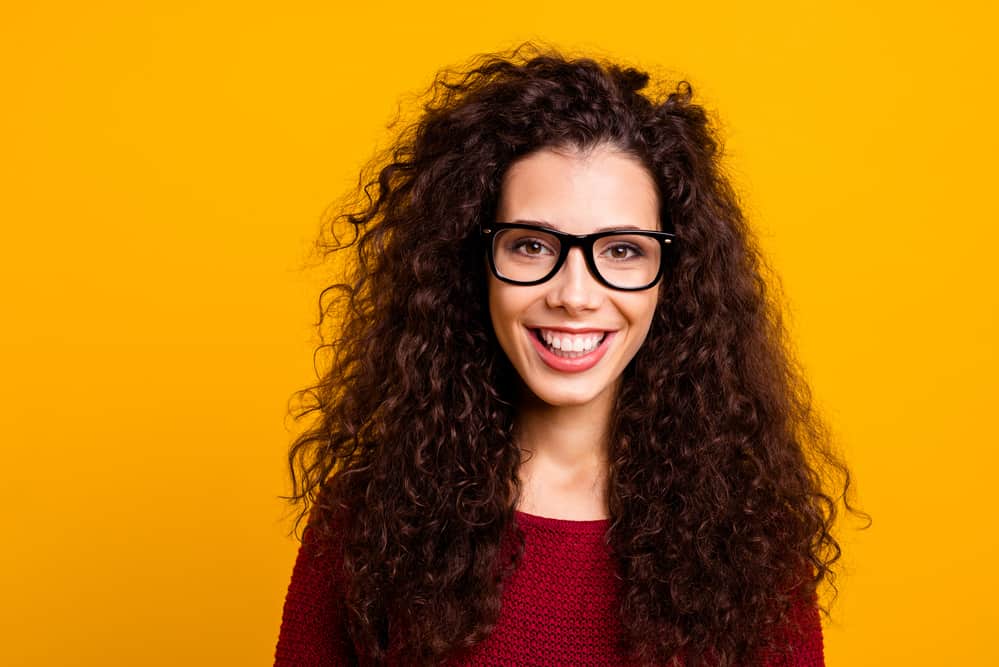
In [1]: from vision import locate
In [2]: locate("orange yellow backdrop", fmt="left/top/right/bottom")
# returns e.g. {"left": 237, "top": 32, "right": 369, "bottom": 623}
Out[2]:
{"left": 2, "top": 1, "right": 996, "bottom": 665}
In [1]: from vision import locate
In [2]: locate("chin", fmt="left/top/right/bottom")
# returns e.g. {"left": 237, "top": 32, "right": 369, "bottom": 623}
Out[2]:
{"left": 525, "top": 382, "right": 609, "bottom": 409}
{"left": 538, "top": 394, "right": 595, "bottom": 408}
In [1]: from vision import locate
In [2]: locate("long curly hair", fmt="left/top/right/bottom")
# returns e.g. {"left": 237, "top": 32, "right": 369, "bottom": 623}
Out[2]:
{"left": 284, "top": 43, "right": 868, "bottom": 666}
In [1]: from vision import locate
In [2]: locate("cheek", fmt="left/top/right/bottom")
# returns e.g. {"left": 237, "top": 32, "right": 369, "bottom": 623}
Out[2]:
{"left": 487, "top": 281, "right": 545, "bottom": 363}
{"left": 626, "top": 293, "right": 660, "bottom": 346}
{"left": 487, "top": 279, "right": 520, "bottom": 345}
{"left": 486, "top": 278, "right": 504, "bottom": 333}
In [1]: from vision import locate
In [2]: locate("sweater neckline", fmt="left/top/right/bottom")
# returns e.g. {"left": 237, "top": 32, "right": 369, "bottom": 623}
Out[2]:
{"left": 514, "top": 508, "right": 609, "bottom": 534}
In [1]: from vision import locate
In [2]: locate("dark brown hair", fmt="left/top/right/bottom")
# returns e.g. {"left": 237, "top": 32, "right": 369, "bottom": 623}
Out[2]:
{"left": 284, "top": 43, "right": 868, "bottom": 666}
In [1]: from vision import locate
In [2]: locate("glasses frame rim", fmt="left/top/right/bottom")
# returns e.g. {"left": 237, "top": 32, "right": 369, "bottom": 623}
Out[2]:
{"left": 480, "top": 221, "right": 676, "bottom": 292}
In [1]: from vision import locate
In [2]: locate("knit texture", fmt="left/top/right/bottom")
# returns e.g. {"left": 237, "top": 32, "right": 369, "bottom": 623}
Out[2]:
{"left": 275, "top": 510, "right": 825, "bottom": 666}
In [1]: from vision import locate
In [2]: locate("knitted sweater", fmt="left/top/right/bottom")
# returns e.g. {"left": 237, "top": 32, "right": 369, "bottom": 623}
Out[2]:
{"left": 274, "top": 510, "right": 825, "bottom": 666}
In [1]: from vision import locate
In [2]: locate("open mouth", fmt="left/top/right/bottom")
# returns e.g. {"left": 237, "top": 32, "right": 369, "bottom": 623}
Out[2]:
{"left": 532, "top": 328, "right": 608, "bottom": 359}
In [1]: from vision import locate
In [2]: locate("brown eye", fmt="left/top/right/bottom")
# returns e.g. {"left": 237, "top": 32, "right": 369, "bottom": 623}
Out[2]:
{"left": 512, "top": 238, "right": 555, "bottom": 257}
{"left": 603, "top": 243, "right": 642, "bottom": 260}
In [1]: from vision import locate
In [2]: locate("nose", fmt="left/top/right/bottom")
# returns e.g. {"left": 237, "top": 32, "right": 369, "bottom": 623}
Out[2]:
{"left": 545, "top": 247, "right": 604, "bottom": 313}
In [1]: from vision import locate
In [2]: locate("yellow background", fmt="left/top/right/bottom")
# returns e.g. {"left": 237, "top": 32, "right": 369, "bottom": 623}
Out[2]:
{"left": 2, "top": 1, "right": 996, "bottom": 665}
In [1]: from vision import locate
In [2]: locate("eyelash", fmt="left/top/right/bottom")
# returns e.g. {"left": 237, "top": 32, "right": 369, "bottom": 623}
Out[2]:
{"left": 510, "top": 238, "right": 556, "bottom": 255}
{"left": 601, "top": 243, "right": 643, "bottom": 259}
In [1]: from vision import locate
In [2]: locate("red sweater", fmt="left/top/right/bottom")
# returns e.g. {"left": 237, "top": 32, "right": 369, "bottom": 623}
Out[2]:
{"left": 275, "top": 510, "right": 825, "bottom": 666}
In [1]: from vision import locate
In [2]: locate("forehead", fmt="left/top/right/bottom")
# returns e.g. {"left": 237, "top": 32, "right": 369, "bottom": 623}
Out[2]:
{"left": 497, "top": 145, "right": 660, "bottom": 232}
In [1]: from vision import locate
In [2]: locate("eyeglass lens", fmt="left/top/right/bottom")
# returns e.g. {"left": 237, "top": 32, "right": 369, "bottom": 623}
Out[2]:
{"left": 492, "top": 228, "right": 661, "bottom": 288}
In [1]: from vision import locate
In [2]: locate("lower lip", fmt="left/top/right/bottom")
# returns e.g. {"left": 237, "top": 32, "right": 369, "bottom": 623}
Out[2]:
{"left": 527, "top": 328, "right": 615, "bottom": 373}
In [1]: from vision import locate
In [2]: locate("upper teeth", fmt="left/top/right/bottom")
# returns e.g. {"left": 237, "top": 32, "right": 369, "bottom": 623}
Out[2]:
{"left": 539, "top": 329, "right": 606, "bottom": 352}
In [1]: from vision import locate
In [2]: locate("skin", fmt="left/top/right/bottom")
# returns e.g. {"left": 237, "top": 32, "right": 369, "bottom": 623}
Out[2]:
{"left": 488, "top": 143, "right": 662, "bottom": 520}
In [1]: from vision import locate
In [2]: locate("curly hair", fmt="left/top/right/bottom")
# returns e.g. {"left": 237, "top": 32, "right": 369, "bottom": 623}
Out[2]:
{"left": 284, "top": 43, "right": 868, "bottom": 666}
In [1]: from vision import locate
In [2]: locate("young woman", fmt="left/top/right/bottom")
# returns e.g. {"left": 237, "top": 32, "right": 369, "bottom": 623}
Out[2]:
{"left": 274, "top": 45, "right": 864, "bottom": 666}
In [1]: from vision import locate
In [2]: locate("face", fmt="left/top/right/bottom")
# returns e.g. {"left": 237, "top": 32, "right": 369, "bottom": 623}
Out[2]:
{"left": 487, "top": 143, "right": 662, "bottom": 410}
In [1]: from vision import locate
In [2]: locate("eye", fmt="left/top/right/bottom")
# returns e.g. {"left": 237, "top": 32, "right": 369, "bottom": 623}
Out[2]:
{"left": 511, "top": 237, "right": 556, "bottom": 257}
{"left": 601, "top": 243, "right": 643, "bottom": 260}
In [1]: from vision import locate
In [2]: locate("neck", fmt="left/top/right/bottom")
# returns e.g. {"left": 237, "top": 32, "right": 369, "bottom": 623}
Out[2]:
{"left": 511, "top": 383, "right": 617, "bottom": 520}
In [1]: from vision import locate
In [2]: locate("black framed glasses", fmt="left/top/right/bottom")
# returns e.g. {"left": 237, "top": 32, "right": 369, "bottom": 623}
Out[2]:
{"left": 481, "top": 221, "right": 676, "bottom": 291}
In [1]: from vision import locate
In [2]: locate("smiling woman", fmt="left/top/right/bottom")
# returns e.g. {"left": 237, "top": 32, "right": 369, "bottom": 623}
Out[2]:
{"left": 275, "top": 43, "right": 866, "bottom": 666}
{"left": 487, "top": 146, "right": 663, "bottom": 413}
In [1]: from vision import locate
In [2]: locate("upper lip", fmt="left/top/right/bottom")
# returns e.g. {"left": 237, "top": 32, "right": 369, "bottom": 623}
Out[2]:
{"left": 529, "top": 325, "right": 615, "bottom": 333}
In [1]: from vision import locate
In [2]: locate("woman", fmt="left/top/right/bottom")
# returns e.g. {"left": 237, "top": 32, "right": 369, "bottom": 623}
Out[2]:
{"left": 275, "top": 44, "right": 865, "bottom": 666}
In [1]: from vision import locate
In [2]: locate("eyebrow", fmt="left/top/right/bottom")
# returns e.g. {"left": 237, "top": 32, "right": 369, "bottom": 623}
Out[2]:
{"left": 508, "top": 218, "right": 654, "bottom": 233}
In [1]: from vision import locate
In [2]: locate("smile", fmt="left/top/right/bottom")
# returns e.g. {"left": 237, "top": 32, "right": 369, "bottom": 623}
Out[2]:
{"left": 527, "top": 327, "right": 616, "bottom": 373}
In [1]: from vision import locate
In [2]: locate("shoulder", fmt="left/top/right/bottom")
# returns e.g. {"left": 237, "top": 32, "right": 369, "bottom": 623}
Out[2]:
{"left": 274, "top": 507, "right": 355, "bottom": 666}
{"left": 759, "top": 586, "right": 825, "bottom": 667}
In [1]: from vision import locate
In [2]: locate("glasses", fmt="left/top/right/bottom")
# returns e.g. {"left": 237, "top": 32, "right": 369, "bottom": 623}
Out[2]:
{"left": 481, "top": 221, "right": 676, "bottom": 291}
